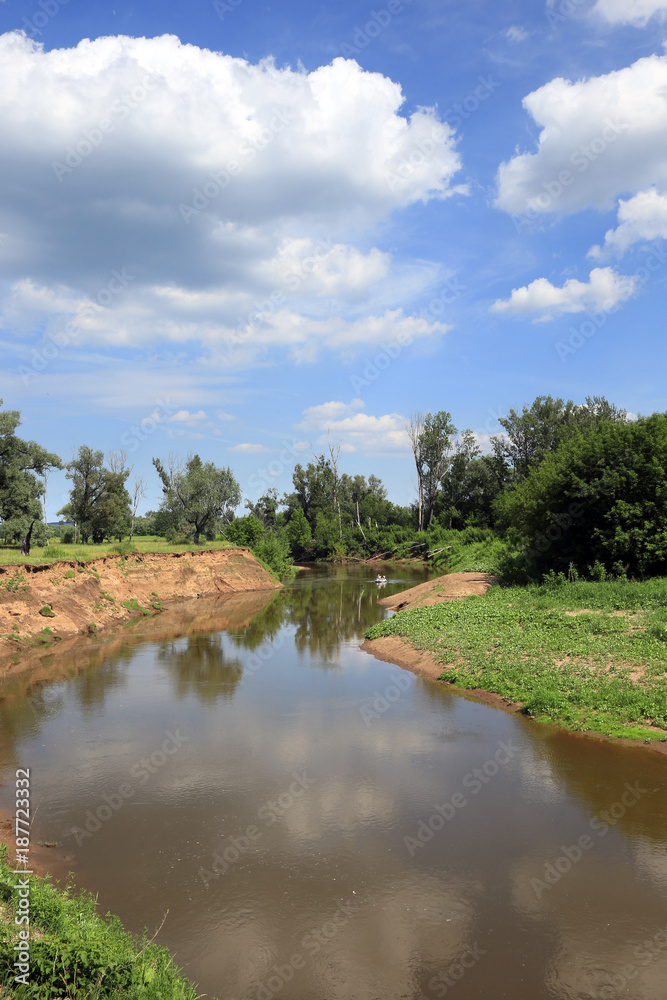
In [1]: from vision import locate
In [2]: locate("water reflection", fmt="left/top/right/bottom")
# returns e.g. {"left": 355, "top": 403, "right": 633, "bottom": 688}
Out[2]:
{"left": 158, "top": 634, "right": 244, "bottom": 703}
{"left": 0, "top": 565, "right": 665, "bottom": 1000}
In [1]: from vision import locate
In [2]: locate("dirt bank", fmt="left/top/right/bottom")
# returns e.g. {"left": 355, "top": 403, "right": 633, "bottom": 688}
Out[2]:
{"left": 0, "top": 548, "right": 280, "bottom": 667}
{"left": 378, "top": 571, "right": 496, "bottom": 611}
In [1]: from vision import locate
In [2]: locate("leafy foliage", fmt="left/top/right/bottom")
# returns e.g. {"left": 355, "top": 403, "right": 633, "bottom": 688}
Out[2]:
{"left": 153, "top": 454, "right": 241, "bottom": 544}
{"left": 0, "top": 845, "right": 212, "bottom": 999}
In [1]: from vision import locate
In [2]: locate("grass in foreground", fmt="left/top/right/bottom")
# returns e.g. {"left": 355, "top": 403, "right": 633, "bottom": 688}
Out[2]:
{"left": 366, "top": 578, "right": 667, "bottom": 741}
{"left": 0, "top": 537, "right": 236, "bottom": 567}
{"left": 0, "top": 845, "right": 210, "bottom": 999}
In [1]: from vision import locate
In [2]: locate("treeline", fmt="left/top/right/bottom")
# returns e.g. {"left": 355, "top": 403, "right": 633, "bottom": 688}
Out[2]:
{"left": 2, "top": 395, "right": 667, "bottom": 582}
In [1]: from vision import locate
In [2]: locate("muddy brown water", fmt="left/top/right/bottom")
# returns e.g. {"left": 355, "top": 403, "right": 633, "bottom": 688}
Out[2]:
{"left": 1, "top": 565, "right": 666, "bottom": 1000}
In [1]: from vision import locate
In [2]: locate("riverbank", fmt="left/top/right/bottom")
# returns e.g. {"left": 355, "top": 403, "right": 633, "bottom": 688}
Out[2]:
{"left": 363, "top": 574, "right": 667, "bottom": 746}
{"left": 0, "top": 548, "right": 281, "bottom": 666}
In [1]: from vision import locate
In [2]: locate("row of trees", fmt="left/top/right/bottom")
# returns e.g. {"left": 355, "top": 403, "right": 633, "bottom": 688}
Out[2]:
{"left": 2, "top": 395, "right": 666, "bottom": 581}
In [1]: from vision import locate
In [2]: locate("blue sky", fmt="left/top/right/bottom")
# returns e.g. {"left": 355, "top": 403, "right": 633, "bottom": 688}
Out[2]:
{"left": 1, "top": 0, "right": 667, "bottom": 516}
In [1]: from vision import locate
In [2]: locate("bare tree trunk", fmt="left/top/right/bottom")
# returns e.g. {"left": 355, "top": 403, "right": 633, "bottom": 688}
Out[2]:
{"left": 327, "top": 439, "right": 343, "bottom": 541}
{"left": 130, "top": 474, "right": 147, "bottom": 540}
{"left": 356, "top": 500, "right": 366, "bottom": 541}
{"left": 406, "top": 413, "right": 425, "bottom": 531}
{"left": 42, "top": 471, "right": 49, "bottom": 526}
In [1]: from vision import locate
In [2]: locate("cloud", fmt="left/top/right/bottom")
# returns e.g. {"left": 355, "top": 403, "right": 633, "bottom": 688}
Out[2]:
{"left": 495, "top": 52, "right": 667, "bottom": 218}
{"left": 229, "top": 443, "right": 270, "bottom": 453}
{"left": 592, "top": 0, "right": 667, "bottom": 26}
{"left": 490, "top": 267, "right": 638, "bottom": 320}
{"left": 297, "top": 400, "right": 410, "bottom": 454}
{"left": 504, "top": 25, "right": 529, "bottom": 42}
{"left": 0, "top": 32, "right": 464, "bottom": 371}
{"left": 589, "top": 189, "right": 667, "bottom": 257}
{"left": 166, "top": 409, "right": 207, "bottom": 424}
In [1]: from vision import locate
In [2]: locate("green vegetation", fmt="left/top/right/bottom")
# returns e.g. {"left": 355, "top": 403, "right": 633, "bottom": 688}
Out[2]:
{"left": 38, "top": 606, "right": 55, "bottom": 617}
{"left": 121, "top": 599, "right": 151, "bottom": 616}
{"left": 366, "top": 578, "right": 667, "bottom": 741}
{"left": 0, "top": 845, "right": 211, "bottom": 999}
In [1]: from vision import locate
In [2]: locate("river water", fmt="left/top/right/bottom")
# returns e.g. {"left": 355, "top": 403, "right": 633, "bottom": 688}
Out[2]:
{"left": 1, "top": 565, "right": 666, "bottom": 1000}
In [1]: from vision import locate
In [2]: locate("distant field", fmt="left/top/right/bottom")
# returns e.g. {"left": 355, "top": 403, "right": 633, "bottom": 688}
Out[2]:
{"left": 0, "top": 536, "right": 236, "bottom": 566}
{"left": 366, "top": 577, "right": 667, "bottom": 741}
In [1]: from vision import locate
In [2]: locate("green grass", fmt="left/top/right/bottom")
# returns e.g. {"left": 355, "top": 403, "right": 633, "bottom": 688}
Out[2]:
{"left": 366, "top": 577, "right": 667, "bottom": 741}
{"left": 0, "top": 537, "right": 237, "bottom": 567}
{"left": 0, "top": 845, "right": 212, "bottom": 999}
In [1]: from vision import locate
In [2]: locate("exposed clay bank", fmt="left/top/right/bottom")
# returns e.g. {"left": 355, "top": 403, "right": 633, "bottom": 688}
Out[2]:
{"left": 0, "top": 548, "right": 280, "bottom": 668}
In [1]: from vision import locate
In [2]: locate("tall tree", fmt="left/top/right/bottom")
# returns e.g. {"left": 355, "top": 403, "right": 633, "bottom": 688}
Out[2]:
{"left": 58, "top": 447, "right": 131, "bottom": 543}
{"left": 0, "top": 401, "right": 61, "bottom": 543}
{"left": 153, "top": 454, "right": 241, "bottom": 544}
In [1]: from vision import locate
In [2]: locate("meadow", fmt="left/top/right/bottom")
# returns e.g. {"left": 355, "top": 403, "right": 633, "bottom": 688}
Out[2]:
{"left": 366, "top": 577, "right": 667, "bottom": 741}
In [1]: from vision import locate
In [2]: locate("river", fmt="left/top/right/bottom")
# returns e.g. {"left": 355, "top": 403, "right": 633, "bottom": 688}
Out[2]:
{"left": 1, "top": 564, "right": 666, "bottom": 999}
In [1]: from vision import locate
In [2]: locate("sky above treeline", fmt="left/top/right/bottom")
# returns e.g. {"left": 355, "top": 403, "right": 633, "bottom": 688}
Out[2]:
{"left": 1, "top": 0, "right": 667, "bottom": 516}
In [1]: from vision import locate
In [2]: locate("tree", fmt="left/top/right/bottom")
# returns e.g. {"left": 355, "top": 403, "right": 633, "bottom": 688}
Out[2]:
{"left": 129, "top": 474, "right": 147, "bottom": 540}
{"left": 58, "top": 447, "right": 131, "bottom": 543}
{"left": 286, "top": 507, "right": 312, "bottom": 559}
{"left": 152, "top": 454, "right": 241, "bottom": 544}
{"left": 495, "top": 413, "right": 667, "bottom": 579}
{"left": 491, "top": 395, "right": 627, "bottom": 484}
{"left": 438, "top": 429, "right": 481, "bottom": 528}
{"left": 0, "top": 401, "right": 61, "bottom": 543}
{"left": 407, "top": 411, "right": 457, "bottom": 530}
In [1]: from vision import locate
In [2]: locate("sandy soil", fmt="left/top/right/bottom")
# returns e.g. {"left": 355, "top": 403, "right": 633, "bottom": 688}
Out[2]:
{"left": 378, "top": 571, "right": 496, "bottom": 611}
{"left": 0, "top": 548, "right": 280, "bottom": 668}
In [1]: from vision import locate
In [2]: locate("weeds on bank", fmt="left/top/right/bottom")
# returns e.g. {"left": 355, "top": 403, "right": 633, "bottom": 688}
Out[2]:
{"left": 0, "top": 537, "right": 236, "bottom": 567}
{"left": 0, "top": 845, "right": 211, "bottom": 999}
{"left": 366, "top": 578, "right": 667, "bottom": 740}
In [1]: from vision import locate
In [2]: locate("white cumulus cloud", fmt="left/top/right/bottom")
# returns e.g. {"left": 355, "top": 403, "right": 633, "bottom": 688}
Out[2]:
{"left": 589, "top": 188, "right": 667, "bottom": 257}
{"left": 592, "top": 0, "right": 667, "bottom": 26}
{"left": 0, "top": 32, "right": 464, "bottom": 368}
{"left": 495, "top": 52, "right": 667, "bottom": 218}
{"left": 490, "top": 267, "right": 638, "bottom": 320}
{"left": 297, "top": 400, "right": 410, "bottom": 454}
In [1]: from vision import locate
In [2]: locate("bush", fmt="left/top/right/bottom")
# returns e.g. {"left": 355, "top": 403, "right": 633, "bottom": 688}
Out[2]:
{"left": 61, "top": 527, "right": 75, "bottom": 543}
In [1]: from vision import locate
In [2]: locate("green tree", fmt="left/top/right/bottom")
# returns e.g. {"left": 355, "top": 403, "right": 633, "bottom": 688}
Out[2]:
{"left": 225, "top": 514, "right": 265, "bottom": 548}
{"left": 407, "top": 411, "right": 457, "bottom": 530}
{"left": 495, "top": 413, "right": 667, "bottom": 579}
{"left": 0, "top": 401, "right": 61, "bottom": 545}
{"left": 153, "top": 454, "right": 241, "bottom": 544}
{"left": 58, "top": 447, "right": 131, "bottom": 543}
{"left": 286, "top": 507, "right": 312, "bottom": 560}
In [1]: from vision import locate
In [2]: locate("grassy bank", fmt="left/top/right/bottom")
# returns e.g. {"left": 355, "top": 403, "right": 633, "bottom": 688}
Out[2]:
{"left": 0, "top": 536, "right": 236, "bottom": 567}
{"left": 0, "top": 846, "right": 211, "bottom": 999}
{"left": 366, "top": 578, "right": 667, "bottom": 741}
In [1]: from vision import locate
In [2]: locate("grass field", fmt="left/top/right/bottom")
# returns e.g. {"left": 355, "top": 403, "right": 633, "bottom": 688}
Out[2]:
{"left": 0, "top": 536, "right": 236, "bottom": 566}
{"left": 366, "top": 577, "right": 667, "bottom": 741}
